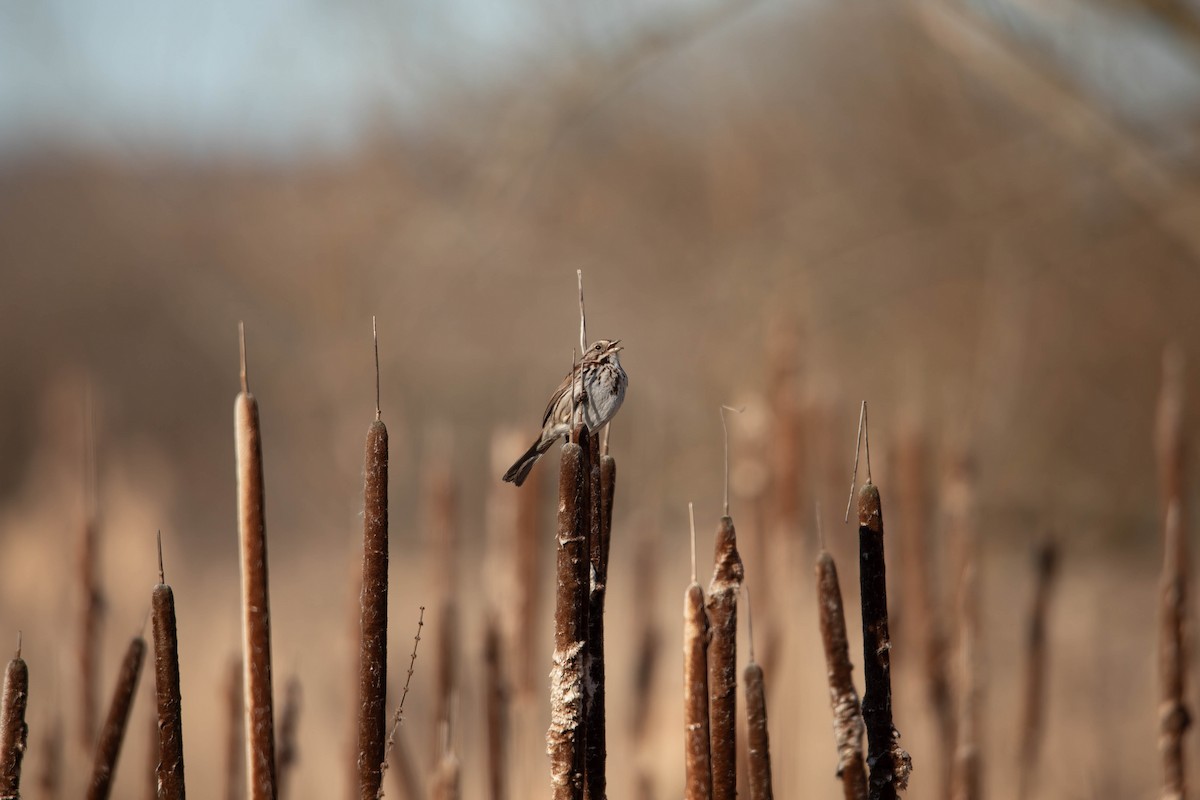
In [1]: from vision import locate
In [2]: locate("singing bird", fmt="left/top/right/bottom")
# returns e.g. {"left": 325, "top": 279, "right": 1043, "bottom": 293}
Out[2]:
{"left": 503, "top": 339, "right": 627, "bottom": 486}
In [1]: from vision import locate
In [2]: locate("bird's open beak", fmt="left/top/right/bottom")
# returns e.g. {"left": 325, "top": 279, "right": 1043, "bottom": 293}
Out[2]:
{"left": 610, "top": 339, "right": 623, "bottom": 352}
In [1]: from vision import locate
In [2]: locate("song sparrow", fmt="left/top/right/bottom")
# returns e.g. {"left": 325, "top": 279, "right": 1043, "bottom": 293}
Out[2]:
{"left": 502, "top": 338, "right": 627, "bottom": 486}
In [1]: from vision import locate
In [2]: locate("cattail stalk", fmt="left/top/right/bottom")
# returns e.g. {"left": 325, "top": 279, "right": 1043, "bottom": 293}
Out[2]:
{"left": 153, "top": 541, "right": 186, "bottom": 799}
{"left": 816, "top": 550, "right": 868, "bottom": 800}
{"left": 684, "top": 505, "right": 713, "bottom": 800}
{"left": 1016, "top": 539, "right": 1059, "bottom": 800}
{"left": 276, "top": 678, "right": 301, "bottom": 800}
{"left": 484, "top": 617, "right": 507, "bottom": 800}
{"left": 744, "top": 592, "right": 773, "bottom": 800}
{"left": 1157, "top": 347, "right": 1188, "bottom": 800}
{"left": 358, "top": 332, "right": 390, "bottom": 800}
{"left": 428, "top": 456, "right": 459, "bottom": 761}
{"left": 235, "top": 325, "right": 277, "bottom": 800}
{"left": 88, "top": 635, "right": 147, "bottom": 799}
{"left": 858, "top": 481, "right": 911, "bottom": 800}
{"left": 706, "top": 515, "right": 744, "bottom": 800}
{"left": 947, "top": 457, "right": 980, "bottom": 800}
{"left": 0, "top": 639, "right": 28, "bottom": 797}
{"left": 583, "top": 435, "right": 614, "bottom": 799}
{"left": 547, "top": 427, "right": 590, "bottom": 800}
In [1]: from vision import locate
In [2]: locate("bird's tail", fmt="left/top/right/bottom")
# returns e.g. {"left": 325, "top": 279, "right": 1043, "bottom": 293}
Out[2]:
{"left": 502, "top": 437, "right": 552, "bottom": 486}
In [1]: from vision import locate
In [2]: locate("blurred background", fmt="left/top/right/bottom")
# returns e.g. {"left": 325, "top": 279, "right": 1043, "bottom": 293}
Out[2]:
{"left": 3, "top": 0, "right": 1200, "bottom": 796}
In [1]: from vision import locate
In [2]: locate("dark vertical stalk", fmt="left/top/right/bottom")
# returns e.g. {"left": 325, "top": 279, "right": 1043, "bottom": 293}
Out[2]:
{"left": 483, "top": 617, "right": 507, "bottom": 800}
{"left": 153, "top": 541, "right": 186, "bottom": 800}
{"left": 0, "top": 639, "right": 28, "bottom": 797}
{"left": 1016, "top": 539, "right": 1059, "bottom": 800}
{"left": 234, "top": 324, "right": 277, "bottom": 800}
{"left": 358, "top": 339, "right": 389, "bottom": 800}
{"left": 816, "top": 550, "right": 868, "bottom": 800}
{"left": 79, "top": 397, "right": 103, "bottom": 755}
{"left": 857, "top": 483, "right": 911, "bottom": 800}
{"left": 276, "top": 677, "right": 301, "bottom": 800}
{"left": 428, "top": 456, "right": 458, "bottom": 763}
{"left": 1157, "top": 347, "right": 1188, "bottom": 800}
{"left": 223, "top": 656, "right": 243, "bottom": 800}
{"left": 584, "top": 435, "right": 613, "bottom": 799}
{"left": 547, "top": 427, "right": 589, "bottom": 800}
{"left": 88, "top": 635, "right": 147, "bottom": 800}
{"left": 706, "top": 515, "right": 744, "bottom": 800}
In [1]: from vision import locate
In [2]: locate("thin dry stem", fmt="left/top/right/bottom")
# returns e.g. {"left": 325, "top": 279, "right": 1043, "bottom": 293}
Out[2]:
{"left": 379, "top": 607, "right": 426, "bottom": 798}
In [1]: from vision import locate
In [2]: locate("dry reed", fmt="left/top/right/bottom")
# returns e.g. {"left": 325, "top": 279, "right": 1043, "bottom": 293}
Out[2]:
{"left": 816, "top": 546, "right": 868, "bottom": 800}
{"left": 379, "top": 606, "right": 425, "bottom": 799}
{"left": 0, "top": 637, "right": 28, "bottom": 798}
{"left": 1156, "top": 347, "right": 1188, "bottom": 800}
{"left": 87, "top": 634, "right": 146, "bottom": 800}
{"left": 706, "top": 513, "right": 744, "bottom": 800}
{"left": 1016, "top": 538, "right": 1059, "bottom": 800}
{"left": 684, "top": 504, "right": 713, "bottom": 800}
{"left": 153, "top": 537, "right": 186, "bottom": 799}
{"left": 234, "top": 324, "right": 277, "bottom": 800}
{"left": 547, "top": 427, "right": 590, "bottom": 800}
{"left": 358, "top": 322, "right": 390, "bottom": 800}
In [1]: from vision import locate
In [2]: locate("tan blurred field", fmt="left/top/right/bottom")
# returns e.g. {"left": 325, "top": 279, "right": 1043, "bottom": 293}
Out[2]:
{"left": 2, "top": 0, "right": 1200, "bottom": 797}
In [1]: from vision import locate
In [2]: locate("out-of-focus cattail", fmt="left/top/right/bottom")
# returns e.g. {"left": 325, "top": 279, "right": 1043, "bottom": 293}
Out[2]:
{"left": 706, "top": 512, "right": 744, "bottom": 800}
{"left": 223, "top": 656, "right": 243, "bottom": 800}
{"left": 79, "top": 396, "right": 103, "bottom": 755}
{"left": 1016, "top": 538, "right": 1059, "bottom": 800}
{"left": 684, "top": 504, "right": 713, "bottom": 800}
{"left": 429, "top": 721, "right": 460, "bottom": 800}
{"left": 547, "top": 427, "right": 590, "bottom": 800}
{"left": 359, "top": 320, "right": 390, "bottom": 800}
{"left": 947, "top": 457, "right": 980, "bottom": 800}
{"left": 631, "top": 517, "right": 662, "bottom": 800}
{"left": 892, "top": 427, "right": 953, "bottom": 794}
{"left": 276, "top": 677, "right": 301, "bottom": 800}
{"left": 87, "top": 633, "right": 146, "bottom": 800}
{"left": 39, "top": 712, "right": 63, "bottom": 800}
{"left": 1156, "top": 347, "right": 1189, "bottom": 800}
{"left": 743, "top": 589, "right": 773, "bottom": 800}
{"left": 483, "top": 616, "right": 507, "bottom": 800}
{"left": 426, "top": 442, "right": 459, "bottom": 762}
{"left": 0, "top": 636, "right": 29, "bottom": 797}
{"left": 234, "top": 324, "right": 277, "bottom": 800}
{"left": 849, "top": 404, "right": 911, "bottom": 800}
{"left": 816, "top": 540, "right": 868, "bottom": 800}
{"left": 153, "top": 536, "right": 186, "bottom": 800}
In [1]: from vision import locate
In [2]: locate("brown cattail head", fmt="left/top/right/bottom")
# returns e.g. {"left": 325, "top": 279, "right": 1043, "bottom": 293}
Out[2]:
{"left": 857, "top": 482, "right": 911, "bottom": 799}
{"left": 815, "top": 551, "right": 867, "bottom": 800}
{"left": 88, "top": 635, "right": 147, "bottom": 800}
{"left": 153, "top": 577, "right": 186, "bottom": 800}
{"left": 547, "top": 430, "right": 589, "bottom": 800}
{"left": 0, "top": 644, "right": 29, "bottom": 797}
{"left": 684, "top": 576, "right": 713, "bottom": 800}
{"left": 235, "top": 333, "right": 277, "bottom": 800}
{"left": 743, "top": 588, "right": 774, "bottom": 800}
{"left": 358, "top": 416, "right": 389, "bottom": 800}
{"left": 706, "top": 515, "right": 744, "bottom": 800}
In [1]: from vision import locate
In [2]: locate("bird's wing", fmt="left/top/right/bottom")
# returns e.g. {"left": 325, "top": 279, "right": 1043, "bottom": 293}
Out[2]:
{"left": 541, "top": 366, "right": 580, "bottom": 428}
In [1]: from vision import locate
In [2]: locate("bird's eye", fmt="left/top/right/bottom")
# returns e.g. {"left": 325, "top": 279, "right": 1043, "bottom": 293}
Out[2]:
{"left": 594, "top": 343, "right": 603, "bottom": 351}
